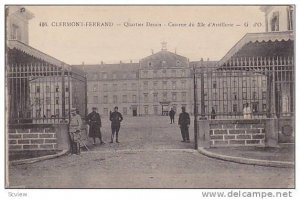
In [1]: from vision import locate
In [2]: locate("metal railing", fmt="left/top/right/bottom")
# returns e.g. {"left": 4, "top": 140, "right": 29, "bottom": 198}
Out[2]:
{"left": 194, "top": 56, "right": 294, "bottom": 119}
{"left": 6, "top": 63, "right": 87, "bottom": 124}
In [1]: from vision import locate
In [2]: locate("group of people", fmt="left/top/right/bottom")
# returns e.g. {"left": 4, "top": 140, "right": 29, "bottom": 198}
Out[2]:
{"left": 69, "top": 106, "right": 123, "bottom": 155}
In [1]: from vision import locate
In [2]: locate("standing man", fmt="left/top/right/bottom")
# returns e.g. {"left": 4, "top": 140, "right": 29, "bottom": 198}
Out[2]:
{"left": 211, "top": 107, "right": 216, "bottom": 120}
{"left": 178, "top": 106, "right": 190, "bottom": 143}
{"left": 110, "top": 106, "right": 123, "bottom": 143}
{"left": 69, "top": 108, "right": 82, "bottom": 155}
{"left": 87, "top": 107, "right": 104, "bottom": 145}
{"left": 169, "top": 108, "right": 176, "bottom": 124}
{"left": 243, "top": 102, "right": 252, "bottom": 119}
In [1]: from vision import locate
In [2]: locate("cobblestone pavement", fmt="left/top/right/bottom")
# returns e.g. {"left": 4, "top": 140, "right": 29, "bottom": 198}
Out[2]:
{"left": 8, "top": 116, "right": 294, "bottom": 188}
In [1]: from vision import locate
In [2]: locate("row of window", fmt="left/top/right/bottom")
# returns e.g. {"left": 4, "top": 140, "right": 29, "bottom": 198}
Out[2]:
{"left": 203, "top": 103, "right": 267, "bottom": 113}
{"left": 33, "top": 85, "right": 69, "bottom": 93}
{"left": 89, "top": 92, "right": 188, "bottom": 104}
{"left": 208, "top": 79, "right": 267, "bottom": 89}
{"left": 90, "top": 80, "right": 188, "bottom": 92}
{"left": 201, "top": 91, "right": 267, "bottom": 100}
{"left": 140, "top": 68, "right": 187, "bottom": 78}
{"left": 145, "top": 59, "right": 183, "bottom": 68}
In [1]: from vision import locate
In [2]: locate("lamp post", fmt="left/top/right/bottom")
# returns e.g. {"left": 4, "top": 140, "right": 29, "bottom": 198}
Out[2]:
{"left": 193, "top": 65, "right": 198, "bottom": 149}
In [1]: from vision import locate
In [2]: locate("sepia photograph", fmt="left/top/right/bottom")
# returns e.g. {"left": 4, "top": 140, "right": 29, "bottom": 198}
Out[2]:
{"left": 4, "top": 4, "right": 295, "bottom": 190}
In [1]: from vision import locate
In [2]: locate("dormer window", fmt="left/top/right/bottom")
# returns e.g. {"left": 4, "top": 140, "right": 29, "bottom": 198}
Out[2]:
{"left": 148, "top": 61, "right": 152, "bottom": 67}
{"left": 176, "top": 60, "right": 181, "bottom": 67}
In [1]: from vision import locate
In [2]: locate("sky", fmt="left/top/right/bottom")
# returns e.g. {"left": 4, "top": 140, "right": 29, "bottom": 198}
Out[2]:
{"left": 25, "top": 6, "right": 265, "bottom": 65}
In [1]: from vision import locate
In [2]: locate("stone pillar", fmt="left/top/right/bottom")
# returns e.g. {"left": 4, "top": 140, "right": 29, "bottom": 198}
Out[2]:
{"left": 265, "top": 118, "right": 279, "bottom": 147}
{"left": 198, "top": 120, "right": 210, "bottom": 149}
{"left": 55, "top": 124, "right": 70, "bottom": 150}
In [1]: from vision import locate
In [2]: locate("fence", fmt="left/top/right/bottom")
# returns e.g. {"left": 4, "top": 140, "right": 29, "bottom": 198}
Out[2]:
{"left": 194, "top": 56, "right": 294, "bottom": 119}
{"left": 6, "top": 63, "right": 87, "bottom": 124}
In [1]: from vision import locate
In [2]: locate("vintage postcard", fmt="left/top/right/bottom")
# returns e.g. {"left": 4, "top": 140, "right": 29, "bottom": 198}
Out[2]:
{"left": 5, "top": 5, "right": 295, "bottom": 191}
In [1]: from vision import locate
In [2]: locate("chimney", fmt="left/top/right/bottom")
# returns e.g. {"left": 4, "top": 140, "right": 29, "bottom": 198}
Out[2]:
{"left": 82, "top": 61, "right": 85, "bottom": 65}
{"left": 101, "top": 61, "right": 103, "bottom": 65}
{"left": 130, "top": 60, "right": 132, "bottom": 63}
{"left": 207, "top": 58, "right": 210, "bottom": 61}
{"left": 120, "top": 60, "right": 122, "bottom": 64}
{"left": 151, "top": 49, "right": 154, "bottom": 54}
{"left": 200, "top": 58, "right": 204, "bottom": 67}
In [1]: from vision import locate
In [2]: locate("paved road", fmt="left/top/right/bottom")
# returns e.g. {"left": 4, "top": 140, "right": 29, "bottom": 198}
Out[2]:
{"left": 8, "top": 116, "right": 294, "bottom": 188}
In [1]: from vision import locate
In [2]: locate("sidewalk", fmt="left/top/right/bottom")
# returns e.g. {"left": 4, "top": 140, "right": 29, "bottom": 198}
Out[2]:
{"left": 199, "top": 144, "right": 294, "bottom": 168}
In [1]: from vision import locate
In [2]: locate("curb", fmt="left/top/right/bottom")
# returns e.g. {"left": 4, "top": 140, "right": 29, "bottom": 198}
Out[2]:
{"left": 10, "top": 150, "right": 69, "bottom": 166}
{"left": 198, "top": 147, "right": 294, "bottom": 168}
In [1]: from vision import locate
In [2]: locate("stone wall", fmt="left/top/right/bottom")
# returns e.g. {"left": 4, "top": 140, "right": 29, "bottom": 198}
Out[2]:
{"left": 209, "top": 120, "right": 266, "bottom": 147}
{"left": 8, "top": 124, "right": 69, "bottom": 152}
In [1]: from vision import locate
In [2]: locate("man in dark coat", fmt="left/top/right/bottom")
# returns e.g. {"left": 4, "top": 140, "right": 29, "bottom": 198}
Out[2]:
{"left": 169, "top": 108, "right": 176, "bottom": 124}
{"left": 178, "top": 106, "right": 190, "bottom": 143}
{"left": 211, "top": 107, "right": 216, "bottom": 120}
{"left": 110, "top": 106, "right": 123, "bottom": 143}
{"left": 86, "top": 107, "right": 104, "bottom": 145}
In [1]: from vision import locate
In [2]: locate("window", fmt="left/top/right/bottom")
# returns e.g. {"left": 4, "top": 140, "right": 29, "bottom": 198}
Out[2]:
{"left": 163, "top": 92, "right": 168, "bottom": 101}
{"left": 132, "top": 95, "right": 137, "bottom": 103}
{"left": 252, "top": 80, "right": 256, "bottom": 87}
{"left": 271, "top": 12, "right": 279, "bottom": 31}
{"left": 204, "top": 92, "right": 208, "bottom": 100}
{"left": 144, "top": 106, "right": 149, "bottom": 115}
{"left": 103, "top": 96, "right": 108, "bottom": 104}
{"left": 46, "top": 109, "right": 51, "bottom": 117}
{"left": 144, "top": 81, "right": 148, "bottom": 89}
{"left": 262, "top": 91, "right": 267, "bottom": 100}
{"left": 123, "top": 107, "right": 127, "bottom": 115}
{"left": 223, "top": 105, "right": 228, "bottom": 113}
{"left": 163, "top": 81, "right": 167, "bottom": 89}
{"left": 103, "top": 84, "right": 108, "bottom": 91}
{"left": 153, "top": 81, "right": 158, "bottom": 89}
{"left": 94, "top": 74, "right": 98, "bottom": 79}
{"left": 213, "top": 81, "right": 217, "bottom": 89}
{"left": 46, "top": 86, "right": 50, "bottom": 93}
{"left": 93, "top": 96, "right": 98, "bottom": 104}
{"left": 233, "top": 104, "right": 238, "bottom": 113}
{"left": 223, "top": 92, "right": 228, "bottom": 100}
{"left": 242, "top": 92, "right": 247, "bottom": 100}
{"left": 153, "top": 70, "right": 158, "bottom": 77}
{"left": 153, "top": 93, "right": 158, "bottom": 102}
{"left": 55, "top": 86, "right": 59, "bottom": 92}
{"left": 36, "top": 86, "right": 40, "bottom": 93}
{"left": 65, "top": 97, "right": 69, "bottom": 105}
{"left": 242, "top": 80, "right": 247, "bottom": 87}
{"left": 113, "top": 73, "right": 117, "bottom": 79}
{"left": 113, "top": 84, "right": 117, "bottom": 91}
{"left": 36, "top": 110, "right": 41, "bottom": 118}
{"left": 262, "top": 80, "right": 267, "bottom": 87}
{"left": 252, "top": 92, "right": 257, "bottom": 100}
{"left": 46, "top": 97, "right": 51, "bottom": 105}
{"left": 252, "top": 103, "right": 258, "bottom": 113}
{"left": 162, "top": 69, "right": 166, "bottom": 77}
{"left": 144, "top": 93, "right": 149, "bottom": 102}
{"left": 132, "top": 83, "right": 137, "bottom": 90}
{"left": 103, "top": 108, "right": 108, "bottom": 116}
{"left": 181, "top": 80, "right": 186, "bottom": 89}
{"left": 103, "top": 73, "right": 108, "bottom": 79}
{"left": 93, "top": 84, "right": 98, "bottom": 92}
{"left": 233, "top": 92, "right": 237, "bottom": 100}
{"left": 171, "top": 70, "right": 176, "bottom": 77}
{"left": 148, "top": 61, "right": 152, "bottom": 67}
{"left": 181, "top": 69, "right": 186, "bottom": 77}
{"left": 213, "top": 92, "right": 217, "bottom": 100}
{"left": 223, "top": 80, "right": 227, "bottom": 88}
{"left": 172, "top": 93, "right": 177, "bottom": 101}
{"left": 55, "top": 109, "right": 60, "bottom": 116}
{"left": 113, "top": 95, "right": 118, "bottom": 104}
{"left": 65, "top": 86, "right": 69, "bottom": 92}
{"left": 122, "top": 95, "right": 127, "bottom": 103}
{"left": 55, "top": 97, "right": 59, "bottom": 105}
{"left": 143, "top": 71, "right": 148, "bottom": 77}
{"left": 123, "top": 83, "right": 127, "bottom": 90}
{"left": 172, "top": 81, "right": 176, "bottom": 89}
{"left": 263, "top": 104, "right": 267, "bottom": 111}
{"left": 153, "top": 106, "right": 158, "bottom": 115}
{"left": 181, "top": 92, "right": 186, "bottom": 101}
{"left": 11, "top": 24, "right": 20, "bottom": 40}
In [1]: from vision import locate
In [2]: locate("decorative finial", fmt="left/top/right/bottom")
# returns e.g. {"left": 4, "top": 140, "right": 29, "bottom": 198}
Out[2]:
{"left": 161, "top": 41, "right": 167, "bottom": 51}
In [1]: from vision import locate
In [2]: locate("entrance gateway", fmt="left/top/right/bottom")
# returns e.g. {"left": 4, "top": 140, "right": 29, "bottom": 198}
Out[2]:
{"left": 160, "top": 101, "right": 170, "bottom": 116}
{"left": 131, "top": 105, "right": 138, "bottom": 116}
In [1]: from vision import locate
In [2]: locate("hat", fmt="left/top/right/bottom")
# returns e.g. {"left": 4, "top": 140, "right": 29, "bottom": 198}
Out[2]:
{"left": 92, "top": 107, "right": 97, "bottom": 110}
{"left": 114, "top": 106, "right": 118, "bottom": 109}
{"left": 70, "top": 108, "right": 77, "bottom": 113}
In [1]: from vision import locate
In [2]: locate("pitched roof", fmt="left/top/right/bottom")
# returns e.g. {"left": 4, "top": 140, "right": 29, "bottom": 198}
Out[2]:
{"left": 74, "top": 63, "right": 140, "bottom": 72}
